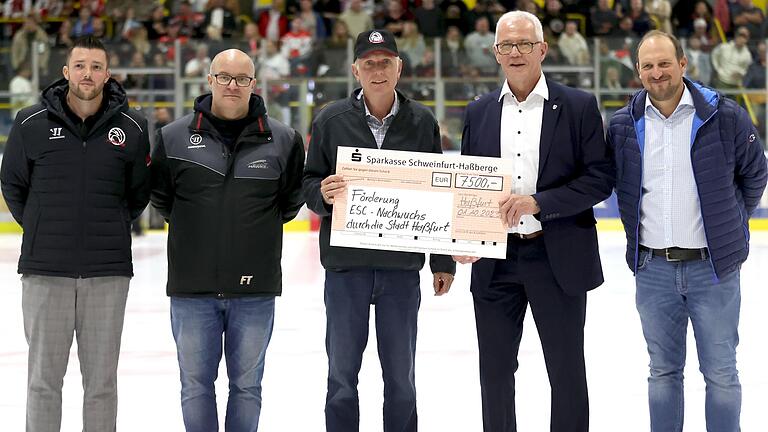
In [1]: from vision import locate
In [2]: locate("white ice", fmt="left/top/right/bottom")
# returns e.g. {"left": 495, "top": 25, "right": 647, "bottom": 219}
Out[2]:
{"left": 1, "top": 230, "right": 766, "bottom": 431}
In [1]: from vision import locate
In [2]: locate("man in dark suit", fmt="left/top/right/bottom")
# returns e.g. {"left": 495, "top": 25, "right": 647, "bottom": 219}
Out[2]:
{"left": 456, "top": 10, "right": 614, "bottom": 432}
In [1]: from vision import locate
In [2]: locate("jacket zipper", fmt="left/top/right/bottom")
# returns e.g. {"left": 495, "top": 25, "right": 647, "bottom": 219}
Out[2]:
{"left": 197, "top": 118, "right": 268, "bottom": 297}
{"left": 78, "top": 139, "right": 87, "bottom": 277}
{"left": 629, "top": 106, "right": 644, "bottom": 273}
{"left": 220, "top": 141, "right": 230, "bottom": 298}
{"left": 688, "top": 108, "right": 719, "bottom": 281}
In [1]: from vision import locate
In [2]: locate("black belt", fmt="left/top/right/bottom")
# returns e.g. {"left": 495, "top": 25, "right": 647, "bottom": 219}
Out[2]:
{"left": 640, "top": 246, "right": 709, "bottom": 262}
{"left": 510, "top": 231, "right": 543, "bottom": 240}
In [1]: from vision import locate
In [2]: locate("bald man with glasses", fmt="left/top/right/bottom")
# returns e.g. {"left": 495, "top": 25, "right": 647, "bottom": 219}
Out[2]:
{"left": 150, "top": 49, "right": 305, "bottom": 432}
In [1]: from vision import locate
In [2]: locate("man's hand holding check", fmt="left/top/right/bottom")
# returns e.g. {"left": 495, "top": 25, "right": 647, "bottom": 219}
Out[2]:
{"left": 453, "top": 193, "right": 540, "bottom": 264}
{"left": 321, "top": 174, "right": 347, "bottom": 205}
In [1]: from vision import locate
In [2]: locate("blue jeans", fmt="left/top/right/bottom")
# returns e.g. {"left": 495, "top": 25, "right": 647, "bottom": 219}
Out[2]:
{"left": 635, "top": 249, "right": 741, "bottom": 432}
{"left": 170, "top": 296, "right": 275, "bottom": 432}
{"left": 324, "top": 269, "right": 421, "bottom": 432}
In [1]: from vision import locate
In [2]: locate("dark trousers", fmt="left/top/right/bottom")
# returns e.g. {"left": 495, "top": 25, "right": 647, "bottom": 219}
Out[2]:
{"left": 324, "top": 268, "right": 421, "bottom": 432}
{"left": 473, "top": 236, "right": 588, "bottom": 432}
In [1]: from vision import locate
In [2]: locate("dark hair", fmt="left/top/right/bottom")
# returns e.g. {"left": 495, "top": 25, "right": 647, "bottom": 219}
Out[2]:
{"left": 66, "top": 36, "right": 109, "bottom": 65}
{"left": 636, "top": 30, "right": 685, "bottom": 62}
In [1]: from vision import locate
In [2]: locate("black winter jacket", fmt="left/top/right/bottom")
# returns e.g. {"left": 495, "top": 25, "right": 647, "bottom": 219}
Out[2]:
{"left": 0, "top": 78, "right": 151, "bottom": 278}
{"left": 303, "top": 89, "right": 456, "bottom": 275}
{"left": 150, "top": 94, "right": 305, "bottom": 297}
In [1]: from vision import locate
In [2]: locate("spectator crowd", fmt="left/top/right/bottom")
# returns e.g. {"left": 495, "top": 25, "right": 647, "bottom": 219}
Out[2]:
{"left": 2, "top": 0, "right": 767, "bottom": 131}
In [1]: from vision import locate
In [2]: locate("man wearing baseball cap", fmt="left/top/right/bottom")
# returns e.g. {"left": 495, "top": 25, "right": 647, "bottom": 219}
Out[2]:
{"left": 304, "top": 29, "right": 456, "bottom": 432}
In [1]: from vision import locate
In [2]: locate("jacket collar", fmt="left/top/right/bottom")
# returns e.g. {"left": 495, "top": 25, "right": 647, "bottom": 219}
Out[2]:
{"left": 478, "top": 77, "right": 561, "bottom": 176}
{"left": 498, "top": 72, "right": 549, "bottom": 103}
{"left": 630, "top": 77, "right": 718, "bottom": 122}
{"left": 537, "top": 78, "right": 563, "bottom": 176}
{"left": 350, "top": 87, "right": 410, "bottom": 115}
{"left": 187, "top": 93, "right": 270, "bottom": 136}
{"left": 41, "top": 77, "right": 129, "bottom": 134}
{"left": 644, "top": 83, "right": 694, "bottom": 117}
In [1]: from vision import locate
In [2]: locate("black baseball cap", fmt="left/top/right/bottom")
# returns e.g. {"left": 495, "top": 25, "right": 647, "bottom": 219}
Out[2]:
{"left": 354, "top": 29, "right": 399, "bottom": 60}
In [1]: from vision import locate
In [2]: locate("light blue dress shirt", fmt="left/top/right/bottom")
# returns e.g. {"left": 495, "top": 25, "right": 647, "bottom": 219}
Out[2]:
{"left": 640, "top": 86, "right": 707, "bottom": 249}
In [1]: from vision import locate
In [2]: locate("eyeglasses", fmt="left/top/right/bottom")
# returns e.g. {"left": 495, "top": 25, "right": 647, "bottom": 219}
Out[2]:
{"left": 212, "top": 73, "right": 254, "bottom": 87}
{"left": 495, "top": 41, "right": 541, "bottom": 55}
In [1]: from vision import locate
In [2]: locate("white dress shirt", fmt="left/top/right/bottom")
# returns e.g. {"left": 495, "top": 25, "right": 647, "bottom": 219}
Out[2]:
{"left": 640, "top": 86, "right": 707, "bottom": 248}
{"left": 499, "top": 73, "right": 547, "bottom": 234}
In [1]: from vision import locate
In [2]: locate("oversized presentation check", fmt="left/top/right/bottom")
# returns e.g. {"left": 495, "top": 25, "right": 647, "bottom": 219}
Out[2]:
{"left": 330, "top": 147, "right": 513, "bottom": 259}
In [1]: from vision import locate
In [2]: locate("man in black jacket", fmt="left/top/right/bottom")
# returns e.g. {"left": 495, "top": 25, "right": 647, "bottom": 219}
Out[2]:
{"left": 0, "top": 36, "right": 150, "bottom": 431}
{"left": 150, "top": 48, "right": 305, "bottom": 432}
{"left": 303, "top": 30, "right": 456, "bottom": 432}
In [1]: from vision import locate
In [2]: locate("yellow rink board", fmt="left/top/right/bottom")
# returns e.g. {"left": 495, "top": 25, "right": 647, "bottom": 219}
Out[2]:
{"left": 0, "top": 219, "right": 311, "bottom": 233}
{"left": 1, "top": 218, "right": 767, "bottom": 234}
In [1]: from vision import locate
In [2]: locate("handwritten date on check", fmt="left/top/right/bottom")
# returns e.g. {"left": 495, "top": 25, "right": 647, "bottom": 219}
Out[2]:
{"left": 330, "top": 147, "right": 513, "bottom": 259}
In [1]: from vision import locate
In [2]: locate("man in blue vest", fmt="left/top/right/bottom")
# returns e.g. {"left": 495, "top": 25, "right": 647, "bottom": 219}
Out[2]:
{"left": 607, "top": 30, "right": 767, "bottom": 431}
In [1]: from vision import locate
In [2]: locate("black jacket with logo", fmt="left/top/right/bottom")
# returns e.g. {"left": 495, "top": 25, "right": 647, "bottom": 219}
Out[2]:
{"left": 0, "top": 78, "right": 151, "bottom": 278}
{"left": 303, "top": 89, "right": 456, "bottom": 275}
{"left": 150, "top": 94, "right": 305, "bottom": 297}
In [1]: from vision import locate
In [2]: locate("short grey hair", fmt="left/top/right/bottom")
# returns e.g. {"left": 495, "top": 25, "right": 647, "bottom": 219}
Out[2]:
{"left": 495, "top": 11, "right": 544, "bottom": 44}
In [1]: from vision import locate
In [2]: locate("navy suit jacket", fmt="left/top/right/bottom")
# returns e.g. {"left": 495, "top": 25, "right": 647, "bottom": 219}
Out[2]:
{"left": 461, "top": 79, "right": 615, "bottom": 295}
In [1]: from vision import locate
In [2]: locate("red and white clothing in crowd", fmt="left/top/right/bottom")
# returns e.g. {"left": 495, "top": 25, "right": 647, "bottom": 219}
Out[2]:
{"left": 281, "top": 29, "right": 313, "bottom": 59}
{"left": 257, "top": 8, "right": 288, "bottom": 41}
{"left": 4, "top": 0, "right": 32, "bottom": 18}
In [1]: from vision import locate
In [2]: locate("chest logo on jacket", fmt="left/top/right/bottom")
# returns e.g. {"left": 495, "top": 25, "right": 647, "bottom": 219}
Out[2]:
{"left": 108, "top": 127, "right": 126, "bottom": 147}
{"left": 49, "top": 127, "right": 65, "bottom": 140}
{"left": 247, "top": 159, "right": 269, "bottom": 169}
{"left": 188, "top": 133, "right": 205, "bottom": 149}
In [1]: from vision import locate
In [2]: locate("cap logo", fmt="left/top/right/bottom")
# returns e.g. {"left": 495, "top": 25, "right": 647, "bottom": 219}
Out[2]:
{"left": 369, "top": 31, "right": 384, "bottom": 44}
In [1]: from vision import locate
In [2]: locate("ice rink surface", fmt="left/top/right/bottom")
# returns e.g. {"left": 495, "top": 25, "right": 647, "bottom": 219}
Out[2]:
{"left": 1, "top": 230, "right": 766, "bottom": 431}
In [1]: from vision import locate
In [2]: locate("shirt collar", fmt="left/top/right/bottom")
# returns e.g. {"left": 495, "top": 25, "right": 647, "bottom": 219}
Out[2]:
{"left": 645, "top": 83, "right": 694, "bottom": 117}
{"left": 358, "top": 89, "right": 400, "bottom": 121}
{"left": 498, "top": 73, "right": 549, "bottom": 103}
